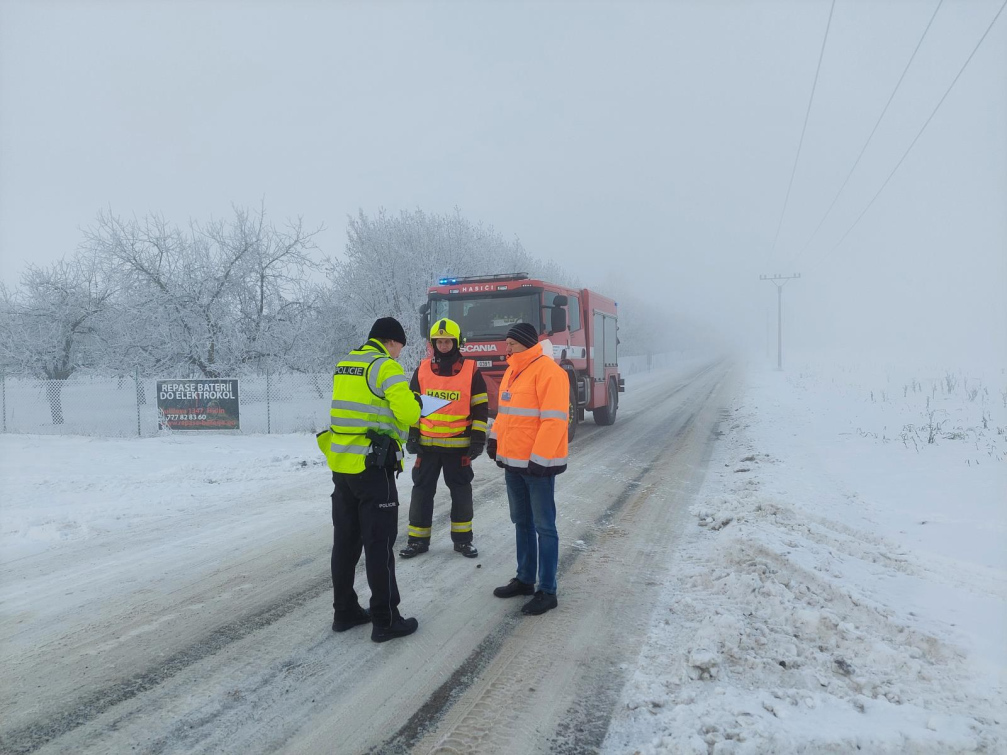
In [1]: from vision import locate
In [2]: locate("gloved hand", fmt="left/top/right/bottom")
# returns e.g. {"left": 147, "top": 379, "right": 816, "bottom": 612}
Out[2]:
{"left": 406, "top": 429, "right": 421, "bottom": 455}
{"left": 527, "top": 461, "right": 550, "bottom": 477}
{"left": 405, "top": 425, "right": 422, "bottom": 455}
{"left": 468, "top": 441, "right": 484, "bottom": 460}
{"left": 486, "top": 438, "right": 496, "bottom": 461}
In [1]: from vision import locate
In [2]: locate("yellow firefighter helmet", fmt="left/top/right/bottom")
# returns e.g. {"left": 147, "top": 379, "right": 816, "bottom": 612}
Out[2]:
{"left": 429, "top": 318, "right": 462, "bottom": 343}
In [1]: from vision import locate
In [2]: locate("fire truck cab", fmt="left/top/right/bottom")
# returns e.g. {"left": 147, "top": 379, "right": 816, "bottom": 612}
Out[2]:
{"left": 420, "top": 272, "right": 623, "bottom": 441}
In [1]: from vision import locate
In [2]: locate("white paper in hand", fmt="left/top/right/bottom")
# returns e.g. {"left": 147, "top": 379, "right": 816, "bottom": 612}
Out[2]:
{"left": 419, "top": 395, "right": 452, "bottom": 417}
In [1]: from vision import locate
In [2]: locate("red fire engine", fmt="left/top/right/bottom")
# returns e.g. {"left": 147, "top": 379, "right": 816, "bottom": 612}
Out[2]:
{"left": 420, "top": 272, "right": 624, "bottom": 440}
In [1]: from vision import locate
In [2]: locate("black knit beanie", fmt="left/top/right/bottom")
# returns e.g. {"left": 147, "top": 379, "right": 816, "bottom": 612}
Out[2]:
{"left": 506, "top": 322, "right": 538, "bottom": 348}
{"left": 368, "top": 317, "right": 407, "bottom": 346}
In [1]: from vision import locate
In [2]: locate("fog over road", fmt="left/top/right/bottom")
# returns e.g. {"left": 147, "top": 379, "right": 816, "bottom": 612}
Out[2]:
{"left": 1, "top": 359, "right": 736, "bottom": 754}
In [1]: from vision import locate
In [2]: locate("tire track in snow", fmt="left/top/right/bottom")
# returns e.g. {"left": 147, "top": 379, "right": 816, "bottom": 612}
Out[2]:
{"left": 0, "top": 574, "right": 330, "bottom": 755}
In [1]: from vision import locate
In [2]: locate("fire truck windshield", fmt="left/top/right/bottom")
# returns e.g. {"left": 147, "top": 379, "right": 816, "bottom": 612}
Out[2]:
{"left": 429, "top": 293, "right": 541, "bottom": 341}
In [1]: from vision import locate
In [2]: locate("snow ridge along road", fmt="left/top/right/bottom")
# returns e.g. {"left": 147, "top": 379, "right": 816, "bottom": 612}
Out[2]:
{"left": 0, "top": 358, "right": 735, "bottom": 754}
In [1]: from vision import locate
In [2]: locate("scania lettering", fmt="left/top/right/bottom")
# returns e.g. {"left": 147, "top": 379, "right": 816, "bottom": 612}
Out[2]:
{"left": 461, "top": 344, "right": 499, "bottom": 353}
{"left": 420, "top": 272, "right": 623, "bottom": 441}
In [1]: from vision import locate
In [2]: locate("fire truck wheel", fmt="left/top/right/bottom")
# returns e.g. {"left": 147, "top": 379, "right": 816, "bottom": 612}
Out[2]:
{"left": 593, "top": 378, "right": 618, "bottom": 426}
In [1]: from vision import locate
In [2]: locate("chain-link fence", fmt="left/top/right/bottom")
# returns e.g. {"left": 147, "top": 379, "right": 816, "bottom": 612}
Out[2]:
{"left": 0, "top": 370, "right": 334, "bottom": 438}
{"left": 0, "top": 353, "right": 689, "bottom": 438}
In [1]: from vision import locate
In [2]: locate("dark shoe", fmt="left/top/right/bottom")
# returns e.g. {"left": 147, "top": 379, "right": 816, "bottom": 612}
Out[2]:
{"left": 332, "top": 606, "right": 371, "bottom": 632}
{"left": 493, "top": 578, "right": 535, "bottom": 598}
{"left": 454, "top": 542, "right": 478, "bottom": 558}
{"left": 399, "top": 542, "right": 429, "bottom": 559}
{"left": 522, "top": 591, "right": 558, "bottom": 615}
{"left": 371, "top": 616, "right": 419, "bottom": 643}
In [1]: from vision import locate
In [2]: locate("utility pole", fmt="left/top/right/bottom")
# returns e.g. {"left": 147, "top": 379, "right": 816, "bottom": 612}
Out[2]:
{"left": 759, "top": 273, "right": 800, "bottom": 370}
{"left": 765, "top": 308, "right": 770, "bottom": 359}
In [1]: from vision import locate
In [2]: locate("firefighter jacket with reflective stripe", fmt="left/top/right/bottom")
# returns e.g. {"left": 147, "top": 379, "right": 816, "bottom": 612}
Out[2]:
{"left": 490, "top": 342, "right": 568, "bottom": 475}
{"left": 321, "top": 339, "right": 422, "bottom": 474}
{"left": 408, "top": 353, "right": 488, "bottom": 453}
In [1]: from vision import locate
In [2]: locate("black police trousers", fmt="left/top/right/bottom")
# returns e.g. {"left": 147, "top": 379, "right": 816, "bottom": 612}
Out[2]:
{"left": 331, "top": 467, "right": 401, "bottom": 628}
{"left": 407, "top": 452, "right": 475, "bottom": 545}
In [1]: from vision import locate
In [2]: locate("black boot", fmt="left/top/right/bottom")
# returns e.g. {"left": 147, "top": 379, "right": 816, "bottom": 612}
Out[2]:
{"left": 399, "top": 542, "right": 429, "bottom": 559}
{"left": 454, "top": 542, "right": 478, "bottom": 558}
{"left": 371, "top": 615, "right": 419, "bottom": 643}
{"left": 332, "top": 605, "right": 371, "bottom": 632}
{"left": 522, "top": 591, "right": 558, "bottom": 615}
{"left": 493, "top": 578, "right": 535, "bottom": 598}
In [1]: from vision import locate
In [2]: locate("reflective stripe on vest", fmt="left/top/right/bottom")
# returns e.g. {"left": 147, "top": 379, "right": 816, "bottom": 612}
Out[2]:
{"left": 419, "top": 435, "right": 471, "bottom": 448}
{"left": 496, "top": 454, "right": 529, "bottom": 468}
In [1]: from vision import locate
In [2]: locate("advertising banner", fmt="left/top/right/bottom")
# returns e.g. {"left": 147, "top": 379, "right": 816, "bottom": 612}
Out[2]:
{"left": 156, "top": 379, "right": 239, "bottom": 430}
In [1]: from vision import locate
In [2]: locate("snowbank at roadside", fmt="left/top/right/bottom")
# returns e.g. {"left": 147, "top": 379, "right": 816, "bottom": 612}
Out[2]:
{"left": 603, "top": 358, "right": 1006, "bottom": 754}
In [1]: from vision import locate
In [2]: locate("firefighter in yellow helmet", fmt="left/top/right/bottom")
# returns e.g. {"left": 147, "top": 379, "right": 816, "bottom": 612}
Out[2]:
{"left": 400, "top": 318, "right": 489, "bottom": 559}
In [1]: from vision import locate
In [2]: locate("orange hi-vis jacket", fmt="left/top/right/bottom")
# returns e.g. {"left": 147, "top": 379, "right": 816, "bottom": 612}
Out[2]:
{"left": 417, "top": 358, "right": 477, "bottom": 449}
{"left": 490, "top": 342, "right": 569, "bottom": 475}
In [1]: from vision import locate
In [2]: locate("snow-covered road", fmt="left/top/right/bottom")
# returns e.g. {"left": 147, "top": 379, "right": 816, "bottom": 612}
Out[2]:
{"left": 1, "top": 358, "right": 734, "bottom": 754}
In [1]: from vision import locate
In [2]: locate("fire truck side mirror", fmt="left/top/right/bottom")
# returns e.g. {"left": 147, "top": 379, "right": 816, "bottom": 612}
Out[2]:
{"left": 418, "top": 302, "right": 430, "bottom": 337}
{"left": 550, "top": 306, "right": 567, "bottom": 334}
{"left": 552, "top": 295, "right": 568, "bottom": 307}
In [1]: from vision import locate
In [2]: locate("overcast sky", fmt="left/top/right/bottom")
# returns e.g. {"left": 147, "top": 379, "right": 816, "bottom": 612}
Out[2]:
{"left": 1, "top": 0, "right": 1004, "bottom": 362}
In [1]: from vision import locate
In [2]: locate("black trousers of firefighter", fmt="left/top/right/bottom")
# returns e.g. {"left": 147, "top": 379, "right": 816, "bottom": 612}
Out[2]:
{"left": 407, "top": 451, "right": 475, "bottom": 545}
{"left": 331, "top": 467, "right": 402, "bottom": 628}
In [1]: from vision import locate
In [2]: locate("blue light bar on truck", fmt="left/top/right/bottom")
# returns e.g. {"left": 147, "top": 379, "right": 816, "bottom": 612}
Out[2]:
{"left": 436, "top": 273, "right": 528, "bottom": 286}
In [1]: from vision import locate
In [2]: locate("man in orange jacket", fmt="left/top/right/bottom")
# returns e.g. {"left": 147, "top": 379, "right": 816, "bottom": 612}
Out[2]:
{"left": 487, "top": 322, "right": 569, "bottom": 615}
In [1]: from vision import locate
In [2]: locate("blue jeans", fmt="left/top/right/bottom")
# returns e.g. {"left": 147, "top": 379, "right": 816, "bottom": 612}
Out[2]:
{"left": 504, "top": 469, "right": 558, "bottom": 594}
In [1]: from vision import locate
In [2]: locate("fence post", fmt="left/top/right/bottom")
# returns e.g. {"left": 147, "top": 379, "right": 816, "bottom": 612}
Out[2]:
{"left": 265, "top": 368, "right": 271, "bottom": 435}
{"left": 1, "top": 371, "right": 6, "bottom": 433}
{"left": 134, "top": 366, "right": 142, "bottom": 437}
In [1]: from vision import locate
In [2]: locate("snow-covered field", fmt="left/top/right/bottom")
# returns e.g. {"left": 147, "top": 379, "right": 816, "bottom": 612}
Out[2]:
{"left": 604, "top": 358, "right": 1006, "bottom": 754}
{"left": 0, "top": 434, "right": 321, "bottom": 563}
{"left": 1, "top": 356, "right": 1003, "bottom": 753}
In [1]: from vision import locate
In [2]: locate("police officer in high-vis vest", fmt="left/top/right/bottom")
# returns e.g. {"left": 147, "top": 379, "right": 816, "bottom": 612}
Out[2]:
{"left": 399, "top": 318, "right": 489, "bottom": 559}
{"left": 317, "top": 317, "right": 422, "bottom": 643}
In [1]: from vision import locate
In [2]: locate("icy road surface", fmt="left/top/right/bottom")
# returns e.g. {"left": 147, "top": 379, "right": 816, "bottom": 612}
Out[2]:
{"left": 1, "top": 358, "right": 733, "bottom": 754}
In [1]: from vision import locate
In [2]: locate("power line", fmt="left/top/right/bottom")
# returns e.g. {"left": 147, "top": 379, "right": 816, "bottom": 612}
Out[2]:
{"left": 793, "top": 0, "right": 945, "bottom": 266}
{"left": 820, "top": 0, "right": 1007, "bottom": 262}
{"left": 767, "top": 0, "right": 837, "bottom": 265}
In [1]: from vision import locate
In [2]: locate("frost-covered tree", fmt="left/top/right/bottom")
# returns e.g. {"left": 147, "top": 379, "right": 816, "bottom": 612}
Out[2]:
{"left": 84, "top": 205, "right": 320, "bottom": 377}
{"left": 0, "top": 254, "right": 115, "bottom": 422}
{"left": 2, "top": 204, "right": 591, "bottom": 386}
{"left": 229, "top": 209, "right": 320, "bottom": 371}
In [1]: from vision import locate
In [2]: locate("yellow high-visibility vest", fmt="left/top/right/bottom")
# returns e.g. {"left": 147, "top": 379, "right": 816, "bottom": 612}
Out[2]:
{"left": 319, "top": 339, "right": 421, "bottom": 474}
